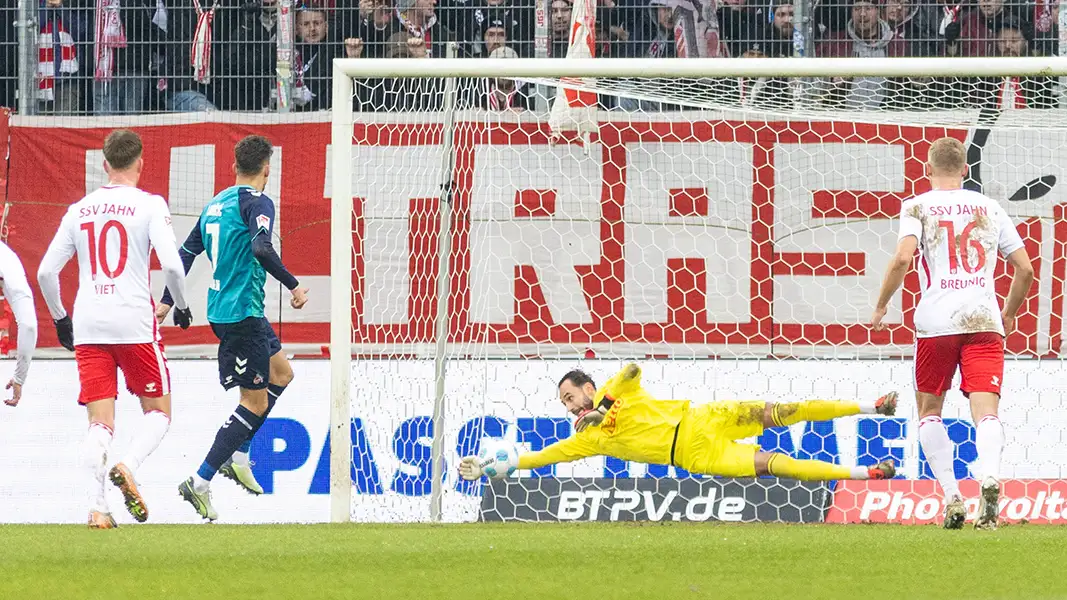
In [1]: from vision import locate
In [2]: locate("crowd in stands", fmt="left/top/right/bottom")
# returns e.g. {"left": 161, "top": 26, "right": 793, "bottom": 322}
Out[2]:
{"left": 0, "top": 0, "right": 1060, "bottom": 114}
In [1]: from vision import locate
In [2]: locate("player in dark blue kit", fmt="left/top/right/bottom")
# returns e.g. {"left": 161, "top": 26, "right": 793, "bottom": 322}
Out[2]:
{"left": 158, "top": 136, "right": 308, "bottom": 521}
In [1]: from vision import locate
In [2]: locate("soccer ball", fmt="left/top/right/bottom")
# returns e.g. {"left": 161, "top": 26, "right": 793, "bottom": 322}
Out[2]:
{"left": 478, "top": 439, "right": 519, "bottom": 480}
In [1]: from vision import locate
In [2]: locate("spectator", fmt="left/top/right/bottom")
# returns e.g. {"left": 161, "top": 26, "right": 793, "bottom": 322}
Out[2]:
{"left": 882, "top": 0, "right": 938, "bottom": 56}
{"left": 595, "top": 0, "right": 631, "bottom": 59}
{"left": 468, "top": 45, "right": 532, "bottom": 110}
{"left": 719, "top": 0, "right": 767, "bottom": 58}
{"left": 37, "top": 0, "right": 89, "bottom": 114}
{"left": 393, "top": 0, "right": 458, "bottom": 58}
{"left": 467, "top": 0, "right": 533, "bottom": 57}
{"left": 980, "top": 18, "right": 1055, "bottom": 108}
{"left": 946, "top": 0, "right": 1030, "bottom": 57}
{"left": 219, "top": 0, "right": 281, "bottom": 111}
{"left": 344, "top": 0, "right": 395, "bottom": 58}
{"left": 617, "top": 0, "right": 679, "bottom": 112}
{"left": 293, "top": 6, "right": 337, "bottom": 110}
{"left": 479, "top": 12, "right": 509, "bottom": 56}
{"left": 156, "top": 0, "right": 222, "bottom": 112}
{"left": 764, "top": 0, "right": 795, "bottom": 57}
{"left": 549, "top": 0, "right": 571, "bottom": 56}
{"left": 817, "top": 0, "right": 907, "bottom": 109}
{"left": 93, "top": 0, "right": 165, "bottom": 114}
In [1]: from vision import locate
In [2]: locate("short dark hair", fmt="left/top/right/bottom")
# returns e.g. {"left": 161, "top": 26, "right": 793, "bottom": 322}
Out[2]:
{"left": 234, "top": 135, "right": 273, "bottom": 176}
{"left": 558, "top": 369, "right": 596, "bottom": 390}
{"left": 103, "top": 129, "right": 143, "bottom": 170}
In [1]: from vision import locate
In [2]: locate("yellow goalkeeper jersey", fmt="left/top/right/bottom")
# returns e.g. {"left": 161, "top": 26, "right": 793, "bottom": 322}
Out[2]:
{"left": 517, "top": 364, "right": 690, "bottom": 471}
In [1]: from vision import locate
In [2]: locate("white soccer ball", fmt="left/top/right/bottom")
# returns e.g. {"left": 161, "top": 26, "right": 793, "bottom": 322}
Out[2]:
{"left": 478, "top": 439, "right": 519, "bottom": 480}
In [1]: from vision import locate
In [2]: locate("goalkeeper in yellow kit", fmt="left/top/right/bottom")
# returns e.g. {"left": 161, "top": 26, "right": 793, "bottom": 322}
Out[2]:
{"left": 459, "top": 363, "right": 898, "bottom": 482}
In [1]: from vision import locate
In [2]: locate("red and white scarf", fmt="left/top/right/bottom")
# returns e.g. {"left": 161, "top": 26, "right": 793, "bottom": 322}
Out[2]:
{"left": 397, "top": 10, "right": 436, "bottom": 56}
{"left": 94, "top": 0, "right": 127, "bottom": 82}
{"left": 487, "top": 82, "right": 517, "bottom": 110}
{"left": 999, "top": 77, "right": 1027, "bottom": 110}
{"left": 38, "top": 20, "right": 79, "bottom": 101}
{"left": 191, "top": 0, "right": 218, "bottom": 84}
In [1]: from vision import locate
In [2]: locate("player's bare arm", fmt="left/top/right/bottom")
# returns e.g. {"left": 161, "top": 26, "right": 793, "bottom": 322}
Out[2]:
{"left": 872, "top": 234, "right": 919, "bottom": 331}
{"left": 1000, "top": 247, "right": 1034, "bottom": 335}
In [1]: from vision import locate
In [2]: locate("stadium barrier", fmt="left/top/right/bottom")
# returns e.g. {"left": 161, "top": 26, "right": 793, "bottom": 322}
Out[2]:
{"left": 827, "top": 480, "right": 1067, "bottom": 525}
{"left": 2, "top": 359, "right": 1066, "bottom": 524}
{"left": 481, "top": 478, "right": 832, "bottom": 523}
{"left": 5, "top": 113, "right": 1067, "bottom": 356}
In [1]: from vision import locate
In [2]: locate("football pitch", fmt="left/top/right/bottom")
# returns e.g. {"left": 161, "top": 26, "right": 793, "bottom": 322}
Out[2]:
{"left": 2, "top": 523, "right": 1064, "bottom": 600}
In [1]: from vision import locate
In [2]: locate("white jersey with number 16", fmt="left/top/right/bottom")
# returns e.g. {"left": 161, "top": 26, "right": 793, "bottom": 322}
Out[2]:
{"left": 37, "top": 185, "right": 188, "bottom": 345}
{"left": 898, "top": 189, "right": 1025, "bottom": 339}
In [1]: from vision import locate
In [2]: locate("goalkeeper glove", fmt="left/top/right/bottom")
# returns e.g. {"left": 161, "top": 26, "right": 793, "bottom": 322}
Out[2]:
{"left": 54, "top": 317, "right": 74, "bottom": 351}
{"left": 173, "top": 307, "right": 193, "bottom": 330}
{"left": 458, "top": 456, "right": 483, "bottom": 481}
{"left": 575, "top": 406, "right": 607, "bottom": 433}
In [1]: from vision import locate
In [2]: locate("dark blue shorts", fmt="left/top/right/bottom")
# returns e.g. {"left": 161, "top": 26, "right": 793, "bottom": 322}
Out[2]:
{"left": 210, "top": 317, "right": 281, "bottom": 390}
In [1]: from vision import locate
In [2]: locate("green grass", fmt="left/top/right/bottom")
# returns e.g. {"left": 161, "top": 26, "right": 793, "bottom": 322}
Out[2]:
{"left": 1, "top": 523, "right": 1065, "bottom": 599}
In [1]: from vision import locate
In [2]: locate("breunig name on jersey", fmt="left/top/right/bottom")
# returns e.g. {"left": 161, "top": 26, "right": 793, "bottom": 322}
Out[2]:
{"left": 206, "top": 204, "right": 223, "bottom": 217}
{"left": 79, "top": 203, "right": 137, "bottom": 218}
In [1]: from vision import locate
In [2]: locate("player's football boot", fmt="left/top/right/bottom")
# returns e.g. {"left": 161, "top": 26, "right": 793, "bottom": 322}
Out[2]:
{"left": 178, "top": 478, "right": 219, "bottom": 522}
{"left": 974, "top": 476, "right": 1000, "bottom": 531}
{"left": 219, "top": 458, "right": 264, "bottom": 495}
{"left": 108, "top": 463, "right": 148, "bottom": 523}
{"left": 943, "top": 495, "right": 966, "bottom": 530}
{"left": 874, "top": 391, "right": 898, "bottom": 416}
{"left": 88, "top": 511, "right": 118, "bottom": 530}
{"left": 867, "top": 460, "right": 896, "bottom": 480}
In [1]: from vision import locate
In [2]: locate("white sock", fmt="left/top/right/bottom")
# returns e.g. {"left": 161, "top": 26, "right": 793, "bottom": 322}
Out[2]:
{"left": 232, "top": 450, "right": 250, "bottom": 466}
{"left": 849, "top": 466, "right": 870, "bottom": 479}
{"left": 918, "top": 415, "right": 962, "bottom": 500}
{"left": 121, "top": 410, "right": 170, "bottom": 476}
{"left": 857, "top": 400, "right": 877, "bottom": 414}
{"left": 975, "top": 414, "right": 1004, "bottom": 482}
{"left": 192, "top": 473, "right": 210, "bottom": 493}
{"left": 83, "top": 423, "right": 113, "bottom": 513}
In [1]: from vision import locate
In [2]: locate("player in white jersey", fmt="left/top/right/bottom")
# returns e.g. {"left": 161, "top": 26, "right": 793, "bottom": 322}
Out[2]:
{"left": 37, "top": 130, "right": 194, "bottom": 529}
{"left": 872, "top": 137, "right": 1034, "bottom": 531}
{"left": 0, "top": 241, "right": 38, "bottom": 406}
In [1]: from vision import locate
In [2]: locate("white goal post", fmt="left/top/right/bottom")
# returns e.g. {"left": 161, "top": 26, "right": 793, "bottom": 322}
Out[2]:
{"left": 329, "top": 57, "right": 1067, "bottom": 525}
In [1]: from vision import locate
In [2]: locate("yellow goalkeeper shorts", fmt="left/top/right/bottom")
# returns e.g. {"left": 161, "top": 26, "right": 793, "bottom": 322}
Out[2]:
{"left": 673, "top": 401, "right": 767, "bottom": 478}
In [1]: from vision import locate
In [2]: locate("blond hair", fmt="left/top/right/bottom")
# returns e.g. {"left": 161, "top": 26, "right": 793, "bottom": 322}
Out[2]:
{"left": 927, "top": 137, "right": 967, "bottom": 176}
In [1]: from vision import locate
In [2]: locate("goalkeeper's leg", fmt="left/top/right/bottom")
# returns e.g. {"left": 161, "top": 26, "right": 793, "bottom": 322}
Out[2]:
{"left": 756, "top": 452, "right": 896, "bottom": 481}
{"left": 764, "top": 391, "right": 897, "bottom": 428}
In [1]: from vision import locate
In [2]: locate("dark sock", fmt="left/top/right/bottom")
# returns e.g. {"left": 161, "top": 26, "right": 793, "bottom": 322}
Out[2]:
{"left": 197, "top": 405, "right": 264, "bottom": 481}
{"left": 236, "top": 383, "right": 286, "bottom": 454}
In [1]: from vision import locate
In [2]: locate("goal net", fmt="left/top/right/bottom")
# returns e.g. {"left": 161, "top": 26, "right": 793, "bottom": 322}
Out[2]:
{"left": 329, "top": 55, "right": 1067, "bottom": 524}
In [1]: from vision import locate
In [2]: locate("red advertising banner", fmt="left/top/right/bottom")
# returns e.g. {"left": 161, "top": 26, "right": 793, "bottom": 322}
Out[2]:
{"left": 4, "top": 116, "right": 1058, "bottom": 354}
{"left": 827, "top": 479, "right": 1067, "bottom": 525}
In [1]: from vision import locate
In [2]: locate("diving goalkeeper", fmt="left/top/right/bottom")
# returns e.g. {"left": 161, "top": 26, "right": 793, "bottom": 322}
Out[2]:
{"left": 459, "top": 364, "right": 897, "bottom": 481}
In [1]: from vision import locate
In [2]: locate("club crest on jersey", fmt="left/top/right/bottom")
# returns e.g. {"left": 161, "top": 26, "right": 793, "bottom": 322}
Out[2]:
{"left": 257, "top": 214, "right": 271, "bottom": 231}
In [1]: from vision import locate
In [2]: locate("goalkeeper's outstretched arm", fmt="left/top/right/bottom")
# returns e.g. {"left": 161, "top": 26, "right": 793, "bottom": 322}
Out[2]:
{"left": 459, "top": 434, "right": 598, "bottom": 480}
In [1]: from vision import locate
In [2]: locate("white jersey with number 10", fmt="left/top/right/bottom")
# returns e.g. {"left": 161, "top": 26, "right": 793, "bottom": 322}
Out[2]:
{"left": 898, "top": 189, "right": 1025, "bottom": 339}
{"left": 38, "top": 185, "right": 187, "bottom": 345}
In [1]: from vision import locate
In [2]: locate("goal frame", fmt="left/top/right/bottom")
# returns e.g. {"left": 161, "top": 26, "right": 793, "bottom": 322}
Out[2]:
{"left": 327, "top": 55, "right": 1067, "bottom": 523}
